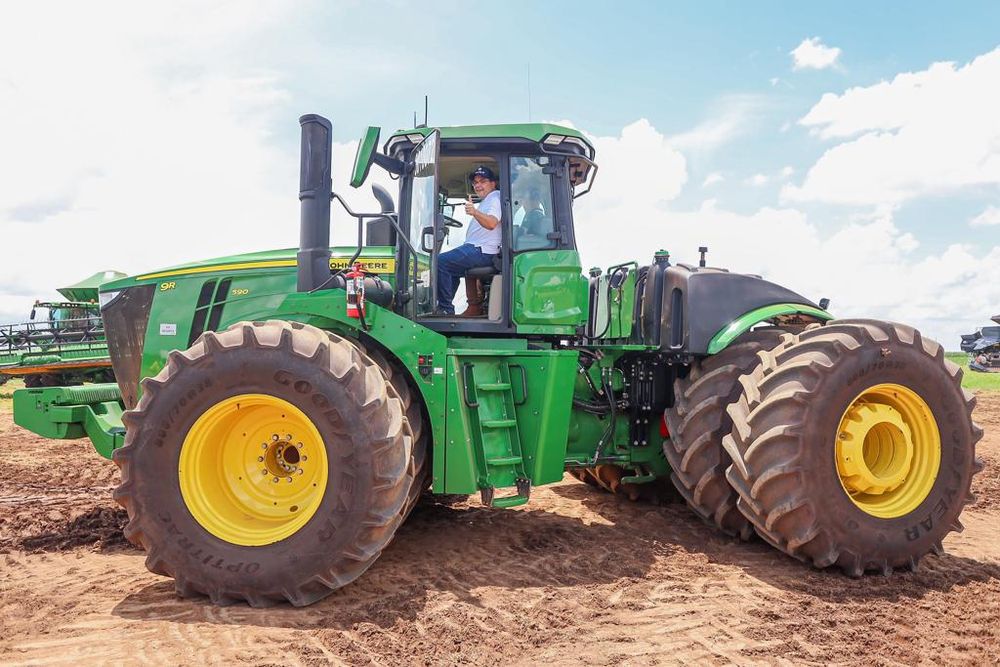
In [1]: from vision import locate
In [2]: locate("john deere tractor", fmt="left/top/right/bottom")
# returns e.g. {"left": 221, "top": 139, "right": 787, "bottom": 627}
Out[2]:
{"left": 14, "top": 115, "right": 982, "bottom": 606}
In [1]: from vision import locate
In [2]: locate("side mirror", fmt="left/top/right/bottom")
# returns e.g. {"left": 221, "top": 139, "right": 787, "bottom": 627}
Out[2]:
{"left": 421, "top": 226, "right": 435, "bottom": 252}
{"left": 350, "top": 126, "right": 381, "bottom": 188}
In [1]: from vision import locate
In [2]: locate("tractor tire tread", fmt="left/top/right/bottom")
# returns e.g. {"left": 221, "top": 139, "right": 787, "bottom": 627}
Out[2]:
{"left": 723, "top": 319, "right": 983, "bottom": 575}
{"left": 113, "top": 320, "right": 414, "bottom": 607}
{"left": 663, "top": 328, "right": 788, "bottom": 539}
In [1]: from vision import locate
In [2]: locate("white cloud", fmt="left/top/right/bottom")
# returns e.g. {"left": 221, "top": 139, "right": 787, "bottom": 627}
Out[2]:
{"left": 570, "top": 118, "right": 997, "bottom": 348}
{"left": 702, "top": 172, "right": 724, "bottom": 188}
{"left": 668, "top": 95, "right": 765, "bottom": 152}
{"left": 970, "top": 205, "right": 1000, "bottom": 227}
{"left": 0, "top": 3, "right": 312, "bottom": 321}
{"left": 791, "top": 37, "right": 842, "bottom": 71}
{"left": 783, "top": 48, "right": 1000, "bottom": 207}
{"left": 747, "top": 173, "right": 769, "bottom": 187}
{"left": 781, "top": 166, "right": 795, "bottom": 178}
{"left": 577, "top": 119, "right": 688, "bottom": 209}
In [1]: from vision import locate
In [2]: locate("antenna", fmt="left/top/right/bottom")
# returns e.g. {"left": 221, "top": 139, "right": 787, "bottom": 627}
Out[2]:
{"left": 414, "top": 96, "right": 429, "bottom": 129}
{"left": 527, "top": 64, "right": 532, "bottom": 121}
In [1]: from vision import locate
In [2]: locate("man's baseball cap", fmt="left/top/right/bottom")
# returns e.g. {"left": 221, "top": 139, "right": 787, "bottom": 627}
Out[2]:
{"left": 469, "top": 165, "right": 497, "bottom": 182}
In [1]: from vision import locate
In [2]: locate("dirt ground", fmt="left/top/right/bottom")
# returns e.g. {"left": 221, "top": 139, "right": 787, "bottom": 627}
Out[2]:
{"left": 1, "top": 395, "right": 998, "bottom": 666}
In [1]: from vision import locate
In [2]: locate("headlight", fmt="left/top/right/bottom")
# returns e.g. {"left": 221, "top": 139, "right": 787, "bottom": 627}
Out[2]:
{"left": 99, "top": 290, "right": 123, "bottom": 310}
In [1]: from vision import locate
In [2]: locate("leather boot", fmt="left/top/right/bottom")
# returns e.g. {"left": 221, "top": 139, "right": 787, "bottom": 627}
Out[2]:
{"left": 459, "top": 278, "right": 484, "bottom": 317}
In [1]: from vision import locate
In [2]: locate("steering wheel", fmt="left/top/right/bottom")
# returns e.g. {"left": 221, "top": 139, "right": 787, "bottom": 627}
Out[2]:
{"left": 442, "top": 214, "right": 464, "bottom": 228}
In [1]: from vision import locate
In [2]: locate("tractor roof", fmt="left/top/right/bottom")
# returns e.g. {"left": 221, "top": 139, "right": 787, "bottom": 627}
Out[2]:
{"left": 385, "top": 123, "right": 593, "bottom": 154}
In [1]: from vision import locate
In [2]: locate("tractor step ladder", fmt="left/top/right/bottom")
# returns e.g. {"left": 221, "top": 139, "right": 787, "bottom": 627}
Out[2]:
{"left": 460, "top": 360, "right": 531, "bottom": 508}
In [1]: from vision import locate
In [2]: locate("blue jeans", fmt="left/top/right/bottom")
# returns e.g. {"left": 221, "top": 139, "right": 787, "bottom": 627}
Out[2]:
{"left": 437, "top": 244, "right": 496, "bottom": 314}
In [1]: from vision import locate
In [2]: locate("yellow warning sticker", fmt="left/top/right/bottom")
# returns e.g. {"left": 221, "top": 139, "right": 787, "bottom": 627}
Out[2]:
{"left": 329, "top": 258, "right": 396, "bottom": 273}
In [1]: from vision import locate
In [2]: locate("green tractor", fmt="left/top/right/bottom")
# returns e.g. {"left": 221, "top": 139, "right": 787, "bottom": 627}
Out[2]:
{"left": 14, "top": 115, "right": 982, "bottom": 606}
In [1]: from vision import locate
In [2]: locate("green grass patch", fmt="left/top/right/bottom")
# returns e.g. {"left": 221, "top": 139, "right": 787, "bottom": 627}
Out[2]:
{"left": 0, "top": 377, "right": 23, "bottom": 412}
{"left": 946, "top": 352, "right": 1000, "bottom": 393}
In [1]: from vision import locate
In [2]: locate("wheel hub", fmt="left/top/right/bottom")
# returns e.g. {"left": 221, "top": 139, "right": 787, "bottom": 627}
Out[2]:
{"left": 262, "top": 435, "right": 307, "bottom": 481}
{"left": 836, "top": 403, "right": 913, "bottom": 495}
{"left": 179, "top": 394, "right": 328, "bottom": 546}
{"left": 834, "top": 383, "right": 941, "bottom": 518}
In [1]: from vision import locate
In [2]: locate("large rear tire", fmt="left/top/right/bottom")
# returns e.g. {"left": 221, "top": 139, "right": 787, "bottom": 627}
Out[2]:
{"left": 664, "top": 328, "right": 787, "bottom": 539}
{"left": 723, "top": 320, "right": 983, "bottom": 575}
{"left": 113, "top": 320, "right": 416, "bottom": 606}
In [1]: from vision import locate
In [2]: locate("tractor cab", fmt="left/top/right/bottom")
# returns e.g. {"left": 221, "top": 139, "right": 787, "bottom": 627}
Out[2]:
{"left": 349, "top": 123, "right": 597, "bottom": 335}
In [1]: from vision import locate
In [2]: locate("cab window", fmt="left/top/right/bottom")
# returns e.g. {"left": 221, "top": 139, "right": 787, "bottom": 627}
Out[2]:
{"left": 510, "top": 156, "right": 556, "bottom": 251}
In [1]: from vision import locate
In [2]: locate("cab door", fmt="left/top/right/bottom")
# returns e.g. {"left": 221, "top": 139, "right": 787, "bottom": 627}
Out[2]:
{"left": 509, "top": 155, "right": 588, "bottom": 334}
{"left": 402, "top": 130, "right": 440, "bottom": 319}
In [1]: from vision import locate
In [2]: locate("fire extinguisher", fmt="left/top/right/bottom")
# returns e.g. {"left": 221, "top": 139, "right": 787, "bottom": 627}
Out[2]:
{"left": 346, "top": 262, "right": 366, "bottom": 319}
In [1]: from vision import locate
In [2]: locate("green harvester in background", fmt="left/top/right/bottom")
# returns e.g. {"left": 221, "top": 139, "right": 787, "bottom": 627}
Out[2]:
{"left": 13, "top": 115, "right": 983, "bottom": 607}
{"left": 1, "top": 270, "right": 124, "bottom": 388}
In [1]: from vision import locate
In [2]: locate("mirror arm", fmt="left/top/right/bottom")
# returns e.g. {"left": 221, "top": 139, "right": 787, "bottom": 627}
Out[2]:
{"left": 373, "top": 153, "right": 405, "bottom": 175}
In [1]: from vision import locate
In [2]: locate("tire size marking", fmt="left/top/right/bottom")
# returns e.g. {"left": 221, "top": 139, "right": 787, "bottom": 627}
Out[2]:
{"left": 151, "top": 377, "right": 215, "bottom": 448}
{"left": 846, "top": 359, "right": 905, "bottom": 388}
{"left": 158, "top": 512, "right": 260, "bottom": 573}
{"left": 904, "top": 485, "right": 957, "bottom": 541}
{"left": 273, "top": 370, "right": 343, "bottom": 428}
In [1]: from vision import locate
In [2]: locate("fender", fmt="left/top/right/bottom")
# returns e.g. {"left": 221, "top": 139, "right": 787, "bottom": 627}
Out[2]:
{"left": 707, "top": 303, "right": 833, "bottom": 354}
{"left": 642, "top": 263, "right": 830, "bottom": 354}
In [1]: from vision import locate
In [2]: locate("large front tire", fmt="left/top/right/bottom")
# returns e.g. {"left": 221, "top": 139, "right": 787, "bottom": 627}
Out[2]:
{"left": 113, "top": 321, "right": 415, "bottom": 606}
{"left": 723, "top": 320, "right": 983, "bottom": 575}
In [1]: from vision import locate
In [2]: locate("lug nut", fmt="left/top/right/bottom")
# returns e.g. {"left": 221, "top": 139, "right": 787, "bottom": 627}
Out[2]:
{"left": 258, "top": 456, "right": 264, "bottom": 462}
{"left": 286, "top": 434, "right": 292, "bottom": 441}
{"left": 261, "top": 443, "right": 268, "bottom": 450}
{"left": 286, "top": 477, "right": 293, "bottom": 483}
{"left": 273, "top": 477, "right": 279, "bottom": 483}
{"left": 272, "top": 434, "right": 279, "bottom": 441}
{"left": 261, "top": 469, "right": 268, "bottom": 475}
{"left": 297, "top": 469, "right": 304, "bottom": 475}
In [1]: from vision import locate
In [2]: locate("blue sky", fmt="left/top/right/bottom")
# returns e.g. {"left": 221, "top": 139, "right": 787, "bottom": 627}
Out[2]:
{"left": 1, "top": 1, "right": 998, "bottom": 346}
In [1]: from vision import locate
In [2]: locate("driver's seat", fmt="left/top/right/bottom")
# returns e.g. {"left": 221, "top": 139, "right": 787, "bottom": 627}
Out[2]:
{"left": 465, "top": 254, "right": 503, "bottom": 320}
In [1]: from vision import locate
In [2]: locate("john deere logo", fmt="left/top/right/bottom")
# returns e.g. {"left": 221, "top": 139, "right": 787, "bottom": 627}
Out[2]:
{"left": 329, "top": 258, "right": 395, "bottom": 273}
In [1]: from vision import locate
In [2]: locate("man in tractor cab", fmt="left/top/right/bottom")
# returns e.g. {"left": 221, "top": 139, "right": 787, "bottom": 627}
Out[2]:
{"left": 436, "top": 165, "right": 502, "bottom": 316}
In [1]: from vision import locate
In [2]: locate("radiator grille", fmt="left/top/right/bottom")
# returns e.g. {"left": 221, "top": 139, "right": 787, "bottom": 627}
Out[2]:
{"left": 102, "top": 285, "right": 154, "bottom": 410}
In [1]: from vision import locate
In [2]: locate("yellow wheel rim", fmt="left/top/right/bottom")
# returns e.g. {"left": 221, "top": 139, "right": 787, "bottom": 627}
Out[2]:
{"left": 179, "top": 394, "right": 328, "bottom": 546}
{"left": 835, "top": 383, "right": 940, "bottom": 518}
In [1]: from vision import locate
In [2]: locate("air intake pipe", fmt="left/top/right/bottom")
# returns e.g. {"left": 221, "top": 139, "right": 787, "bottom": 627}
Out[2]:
{"left": 297, "top": 114, "right": 333, "bottom": 292}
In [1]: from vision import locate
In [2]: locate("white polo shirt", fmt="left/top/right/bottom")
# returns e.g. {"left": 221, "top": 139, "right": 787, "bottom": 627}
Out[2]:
{"left": 464, "top": 190, "right": 502, "bottom": 255}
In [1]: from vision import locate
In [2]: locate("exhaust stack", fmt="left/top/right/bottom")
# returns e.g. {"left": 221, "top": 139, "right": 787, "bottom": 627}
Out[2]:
{"left": 297, "top": 114, "right": 333, "bottom": 292}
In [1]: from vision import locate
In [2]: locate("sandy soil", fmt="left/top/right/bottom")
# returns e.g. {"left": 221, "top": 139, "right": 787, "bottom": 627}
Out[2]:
{"left": 1, "top": 395, "right": 998, "bottom": 666}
